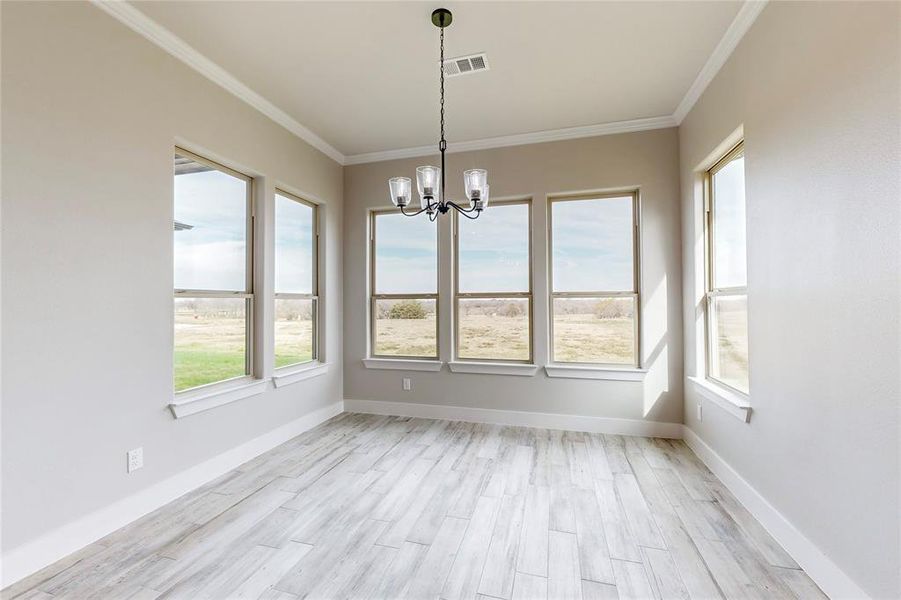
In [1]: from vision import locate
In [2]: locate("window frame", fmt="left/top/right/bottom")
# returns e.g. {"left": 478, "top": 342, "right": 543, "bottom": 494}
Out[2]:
{"left": 547, "top": 191, "right": 641, "bottom": 368}
{"left": 173, "top": 146, "right": 255, "bottom": 393}
{"left": 273, "top": 188, "right": 320, "bottom": 370}
{"left": 704, "top": 141, "right": 749, "bottom": 395}
{"left": 453, "top": 197, "right": 534, "bottom": 364}
{"left": 369, "top": 208, "right": 440, "bottom": 360}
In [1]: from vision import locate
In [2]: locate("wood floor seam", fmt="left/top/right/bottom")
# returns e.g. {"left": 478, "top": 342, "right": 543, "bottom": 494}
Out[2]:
{"left": 1, "top": 412, "right": 827, "bottom": 600}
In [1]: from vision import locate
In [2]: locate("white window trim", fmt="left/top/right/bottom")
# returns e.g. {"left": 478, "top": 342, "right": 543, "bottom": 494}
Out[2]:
{"left": 454, "top": 199, "right": 534, "bottom": 365}
{"left": 448, "top": 361, "right": 539, "bottom": 377}
{"left": 174, "top": 147, "right": 255, "bottom": 395}
{"left": 274, "top": 189, "right": 321, "bottom": 366}
{"left": 272, "top": 362, "right": 330, "bottom": 388}
{"left": 369, "top": 209, "right": 440, "bottom": 361}
{"left": 362, "top": 358, "right": 443, "bottom": 372}
{"left": 688, "top": 376, "right": 751, "bottom": 423}
{"left": 547, "top": 191, "right": 641, "bottom": 369}
{"left": 703, "top": 140, "right": 750, "bottom": 395}
{"left": 169, "top": 378, "right": 268, "bottom": 419}
{"left": 544, "top": 364, "right": 646, "bottom": 381}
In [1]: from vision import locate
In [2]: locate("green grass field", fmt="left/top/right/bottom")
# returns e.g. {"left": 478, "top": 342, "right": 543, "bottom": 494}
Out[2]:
{"left": 274, "top": 317, "right": 314, "bottom": 369}
{"left": 458, "top": 314, "right": 530, "bottom": 361}
{"left": 174, "top": 349, "right": 245, "bottom": 391}
{"left": 373, "top": 316, "right": 437, "bottom": 357}
{"left": 373, "top": 313, "right": 635, "bottom": 363}
{"left": 175, "top": 305, "right": 746, "bottom": 390}
{"left": 553, "top": 314, "right": 634, "bottom": 364}
{"left": 174, "top": 313, "right": 313, "bottom": 392}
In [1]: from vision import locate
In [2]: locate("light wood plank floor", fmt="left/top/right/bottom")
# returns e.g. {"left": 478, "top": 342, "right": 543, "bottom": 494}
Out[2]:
{"left": 3, "top": 413, "right": 827, "bottom": 600}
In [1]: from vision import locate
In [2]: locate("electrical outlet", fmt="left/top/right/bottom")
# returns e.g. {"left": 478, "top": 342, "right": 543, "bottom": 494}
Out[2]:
{"left": 402, "top": 377, "right": 412, "bottom": 391}
{"left": 697, "top": 402, "right": 703, "bottom": 422}
{"left": 127, "top": 447, "right": 143, "bottom": 473}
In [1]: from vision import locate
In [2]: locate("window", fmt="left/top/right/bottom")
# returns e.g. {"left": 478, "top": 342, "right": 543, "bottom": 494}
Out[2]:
{"left": 549, "top": 193, "right": 640, "bottom": 366}
{"left": 173, "top": 149, "right": 253, "bottom": 392}
{"left": 274, "top": 190, "right": 318, "bottom": 369}
{"left": 705, "top": 142, "right": 749, "bottom": 393}
{"left": 370, "top": 211, "right": 438, "bottom": 358}
{"left": 455, "top": 200, "right": 532, "bottom": 362}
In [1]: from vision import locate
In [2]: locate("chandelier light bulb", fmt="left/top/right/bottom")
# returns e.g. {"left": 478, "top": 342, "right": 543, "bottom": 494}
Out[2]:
{"left": 388, "top": 177, "right": 411, "bottom": 208}
{"left": 463, "top": 169, "right": 488, "bottom": 203}
{"left": 416, "top": 166, "right": 440, "bottom": 208}
{"left": 472, "top": 184, "right": 490, "bottom": 211}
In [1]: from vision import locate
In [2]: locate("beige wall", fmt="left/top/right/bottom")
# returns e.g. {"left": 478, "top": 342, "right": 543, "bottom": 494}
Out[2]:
{"left": 344, "top": 129, "right": 683, "bottom": 423}
{"left": 1, "top": 1, "right": 343, "bottom": 554}
{"left": 4, "top": 1, "right": 899, "bottom": 597}
{"left": 679, "top": 2, "right": 900, "bottom": 598}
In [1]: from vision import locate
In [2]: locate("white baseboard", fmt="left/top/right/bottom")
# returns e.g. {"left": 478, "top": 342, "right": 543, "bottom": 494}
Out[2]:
{"left": 1, "top": 400, "right": 866, "bottom": 600}
{"left": 682, "top": 426, "right": 870, "bottom": 600}
{"left": 344, "top": 398, "right": 683, "bottom": 438}
{"left": 0, "top": 400, "right": 344, "bottom": 589}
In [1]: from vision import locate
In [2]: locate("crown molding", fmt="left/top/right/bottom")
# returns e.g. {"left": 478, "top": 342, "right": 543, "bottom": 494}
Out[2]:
{"left": 93, "top": 0, "right": 766, "bottom": 167}
{"left": 343, "top": 0, "right": 766, "bottom": 165}
{"left": 673, "top": 0, "right": 768, "bottom": 124}
{"left": 343, "top": 115, "right": 678, "bottom": 165}
{"left": 90, "top": 0, "right": 346, "bottom": 165}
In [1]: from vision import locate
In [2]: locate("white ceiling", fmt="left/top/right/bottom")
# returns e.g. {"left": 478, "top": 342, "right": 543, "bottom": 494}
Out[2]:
{"left": 126, "top": 1, "right": 749, "bottom": 161}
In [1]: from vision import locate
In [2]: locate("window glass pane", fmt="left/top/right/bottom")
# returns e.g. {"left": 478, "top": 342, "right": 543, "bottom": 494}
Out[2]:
{"left": 552, "top": 297, "right": 635, "bottom": 364}
{"left": 712, "top": 154, "right": 747, "bottom": 288}
{"left": 174, "top": 153, "right": 248, "bottom": 291}
{"left": 709, "top": 294, "right": 749, "bottom": 393}
{"left": 275, "top": 193, "right": 315, "bottom": 294}
{"left": 552, "top": 197, "right": 634, "bottom": 292}
{"left": 458, "top": 298, "right": 529, "bottom": 361}
{"left": 275, "top": 298, "right": 315, "bottom": 368}
{"left": 458, "top": 203, "right": 530, "bottom": 293}
{"left": 174, "top": 297, "right": 247, "bottom": 392}
{"left": 374, "top": 213, "right": 437, "bottom": 294}
{"left": 373, "top": 299, "right": 437, "bottom": 357}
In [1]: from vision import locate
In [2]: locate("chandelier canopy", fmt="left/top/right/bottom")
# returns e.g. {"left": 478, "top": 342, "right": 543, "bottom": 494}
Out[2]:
{"left": 387, "top": 8, "right": 488, "bottom": 221}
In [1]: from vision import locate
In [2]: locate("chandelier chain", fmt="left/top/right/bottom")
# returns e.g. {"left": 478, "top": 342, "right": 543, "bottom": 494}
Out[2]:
{"left": 390, "top": 9, "right": 484, "bottom": 221}
{"left": 439, "top": 25, "right": 445, "bottom": 149}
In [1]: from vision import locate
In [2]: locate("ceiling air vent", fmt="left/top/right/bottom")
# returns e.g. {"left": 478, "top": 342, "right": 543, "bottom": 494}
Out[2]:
{"left": 443, "top": 53, "right": 489, "bottom": 78}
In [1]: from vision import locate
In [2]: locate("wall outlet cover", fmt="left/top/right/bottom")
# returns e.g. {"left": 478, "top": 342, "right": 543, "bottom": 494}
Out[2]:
{"left": 402, "top": 377, "right": 412, "bottom": 391}
{"left": 127, "top": 447, "right": 143, "bottom": 473}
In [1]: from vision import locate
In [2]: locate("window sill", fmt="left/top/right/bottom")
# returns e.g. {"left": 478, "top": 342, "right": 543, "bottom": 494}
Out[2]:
{"left": 448, "top": 361, "right": 539, "bottom": 377}
{"left": 688, "top": 376, "right": 752, "bottom": 423}
{"left": 545, "top": 364, "right": 646, "bottom": 381}
{"left": 169, "top": 378, "right": 268, "bottom": 419}
{"left": 272, "top": 362, "right": 329, "bottom": 388}
{"left": 362, "top": 358, "right": 443, "bottom": 372}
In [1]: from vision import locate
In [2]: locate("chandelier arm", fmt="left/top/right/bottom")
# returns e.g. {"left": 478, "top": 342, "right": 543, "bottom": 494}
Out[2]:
{"left": 446, "top": 200, "right": 475, "bottom": 213}
{"left": 455, "top": 206, "right": 482, "bottom": 220}
{"left": 399, "top": 204, "right": 430, "bottom": 217}
{"left": 447, "top": 201, "right": 482, "bottom": 220}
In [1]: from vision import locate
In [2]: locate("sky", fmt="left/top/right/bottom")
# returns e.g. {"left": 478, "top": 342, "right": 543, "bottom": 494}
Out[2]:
{"left": 374, "top": 199, "right": 639, "bottom": 296}
{"left": 274, "top": 193, "right": 315, "bottom": 294}
{"left": 174, "top": 168, "right": 248, "bottom": 291}
{"left": 374, "top": 213, "right": 438, "bottom": 294}
{"left": 551, "top": 196, "right": 634, "bottom": 292}
{"left": 175, "top": 163, "right": 744, "bottom": 298}
{"left": 458, "top": 203, "right": 530, "bottom": 293}
{"left": 174, "top": 167, "right": 316, "bottom": 295}
{"left": 712, "top": 156, "right": 747, "bottom": 288}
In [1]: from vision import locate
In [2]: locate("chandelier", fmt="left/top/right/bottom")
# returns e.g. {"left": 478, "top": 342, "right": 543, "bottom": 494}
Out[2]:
{"left": 387, "top": 8, "right": 488, "bottom": 221}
